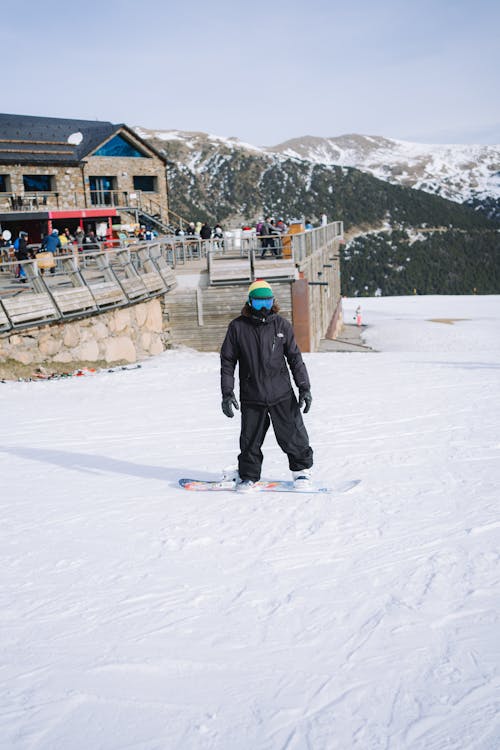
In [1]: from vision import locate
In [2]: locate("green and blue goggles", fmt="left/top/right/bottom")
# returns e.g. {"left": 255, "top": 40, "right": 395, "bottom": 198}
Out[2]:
{"left": 250, "top": 297, "right": 274, "bottom": 311}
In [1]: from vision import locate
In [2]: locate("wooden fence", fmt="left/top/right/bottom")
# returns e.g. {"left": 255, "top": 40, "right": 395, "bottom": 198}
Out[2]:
{"left": 1, "top": 222, "right": 344, "bottom": 350}
{"left": 0, "top": 244, "right": 176, "bottom": 333}
{"left": 164, "top": 222, "right": 344, "bottom": 352}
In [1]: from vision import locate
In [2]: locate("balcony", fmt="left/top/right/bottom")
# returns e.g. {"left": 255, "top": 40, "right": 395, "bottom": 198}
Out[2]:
{"left": 0, "top": 189, "right": 165, "bottom": 218}
{"left": 1, "top": 192, "right": 61, "bottom": 212}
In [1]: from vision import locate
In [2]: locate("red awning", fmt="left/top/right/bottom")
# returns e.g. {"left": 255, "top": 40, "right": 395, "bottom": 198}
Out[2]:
{"left": 48, "top": 208, "right": 118, "bottom": 219}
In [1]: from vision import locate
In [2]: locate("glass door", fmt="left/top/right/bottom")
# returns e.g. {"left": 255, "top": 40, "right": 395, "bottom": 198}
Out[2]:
{"left": 89, "top": 176, "right": 115, "bottom": 206}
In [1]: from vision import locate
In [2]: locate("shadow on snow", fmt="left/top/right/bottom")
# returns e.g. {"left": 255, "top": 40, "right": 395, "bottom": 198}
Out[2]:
{"left": 0, "top": 445, "right": 219, "bottom": 483}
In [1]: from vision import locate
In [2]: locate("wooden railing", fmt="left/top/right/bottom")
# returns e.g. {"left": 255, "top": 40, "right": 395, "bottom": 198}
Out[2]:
{"left": 0, "top": 223, "right": 344, "bottom": 334}
{"left": 0, "top": 192, "right": 61, "bottom": 211}
{"left": 0, "top": 243, "right": 176, "bottom": 333}
{"left": 0, "top": 189, "right": 169, "bottom": 217}
{"left": 205, "top": 222, "right": 344, "bottom": 285}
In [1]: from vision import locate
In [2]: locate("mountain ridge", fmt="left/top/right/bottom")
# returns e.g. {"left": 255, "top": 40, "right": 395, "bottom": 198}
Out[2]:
{"left": 136, "top": 126, "right": 500, "bottom": 217}
{"left": 135, "top": 125, "right": 499, "bottom": 296}
{"left": 270, "top": 133, "right": 500, "bottom": 209}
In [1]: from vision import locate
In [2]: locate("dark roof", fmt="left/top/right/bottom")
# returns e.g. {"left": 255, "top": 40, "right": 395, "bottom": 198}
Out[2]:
{"left": 0, "top": 113, "right": 166, "bottom": 165}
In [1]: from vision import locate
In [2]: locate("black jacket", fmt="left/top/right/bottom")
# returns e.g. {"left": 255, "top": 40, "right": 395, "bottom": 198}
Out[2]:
{"left": 15, "top": 237, "right": 29, "bottom": 261}
{"left": 220, "top": 311, "right": 310, "bottom": 406}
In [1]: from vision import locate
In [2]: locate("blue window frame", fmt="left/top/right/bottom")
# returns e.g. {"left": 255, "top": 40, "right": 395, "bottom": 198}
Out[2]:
{"left": 94, "top": 134, "right": 147, "bottom": 158}
{"left": 23, "top": 175, "right": 52, "bottom": 191}
{"left": 0, "top": 175, "right": 7, "bottom": 192}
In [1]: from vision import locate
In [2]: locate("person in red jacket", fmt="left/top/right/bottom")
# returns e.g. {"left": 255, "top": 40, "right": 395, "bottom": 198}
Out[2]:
{"left": 220, "top": 279, "right": 313, "bottom": 492}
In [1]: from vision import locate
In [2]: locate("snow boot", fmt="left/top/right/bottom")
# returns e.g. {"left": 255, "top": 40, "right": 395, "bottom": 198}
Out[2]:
{"left": 292, "top": 469, "right": 313, "bottom": 490}
{"left": 236, "top": 479, "right": 257, "bottom": 493}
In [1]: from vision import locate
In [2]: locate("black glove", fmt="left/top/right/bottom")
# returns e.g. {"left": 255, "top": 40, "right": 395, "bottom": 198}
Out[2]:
{"left": 299, "top": 389, "right": 312, "bottom": 413}
{"left": 222, "top": 392, "right": 239, "bottom": 418}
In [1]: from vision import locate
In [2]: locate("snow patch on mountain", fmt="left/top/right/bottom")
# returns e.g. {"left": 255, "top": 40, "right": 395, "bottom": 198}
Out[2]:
{"left": 271, "top": 134, "right": 500, "bottom": 205}
{"left": 135, "top": 126, "right": 267, "bottom": 156}
{"left": 135, "top": 126, "right": 500, "bottom": 212}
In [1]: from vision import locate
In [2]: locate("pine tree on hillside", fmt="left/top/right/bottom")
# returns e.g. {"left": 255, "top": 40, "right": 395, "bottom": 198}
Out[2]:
{"left": 341, "top": 230, "right": 500, "bottom": 296}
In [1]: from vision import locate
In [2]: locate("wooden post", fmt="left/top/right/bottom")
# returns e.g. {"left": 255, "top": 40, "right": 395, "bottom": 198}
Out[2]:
{"left": 291, "top": 278, "right": 311, "bottom": 352}
{"left": 325, "top": 298, "right": 343, "bottom": 339}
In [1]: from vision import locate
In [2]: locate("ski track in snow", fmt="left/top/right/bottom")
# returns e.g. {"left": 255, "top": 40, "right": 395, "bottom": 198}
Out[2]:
{"left": 1, "top": 296, "right": 499, "bottom": 749}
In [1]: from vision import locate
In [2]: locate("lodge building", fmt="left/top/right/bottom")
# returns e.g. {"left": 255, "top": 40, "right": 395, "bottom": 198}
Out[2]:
{"left": 0, "top": 113, "right": 170, "bottom": 243}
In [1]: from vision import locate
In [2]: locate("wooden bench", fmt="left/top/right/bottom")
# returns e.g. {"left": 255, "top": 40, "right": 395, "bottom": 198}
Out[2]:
{"left": 89, "top": 281, "right": 127, "bottom": 307}
{"left": 253, "top": 260, "right": 297, "bottom": 281}
{"left": 2, "top": 292, "right": 59, "bottom": 326}
{"left": 153, "top": 257, "right": 177, "bottom": 290}
{"left": 52, "top": 287, "right": 97, "bottom": 315}
{"left": 140, "top": 271, "right": 166, "bottom": 294}
{"left": 0, "top": 302, "right": 11, "bottom": 331}
{"left": 121, "top": 277, "right": 148, "bottom": 299}
{"left": 209, "top": 258, "right": 251, "bottom": 285}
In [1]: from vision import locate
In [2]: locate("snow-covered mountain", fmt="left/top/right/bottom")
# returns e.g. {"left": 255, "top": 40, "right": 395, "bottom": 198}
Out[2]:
{"left": 271, "top": 134, "right": 500, "bottom": 206}
{"left": 135, "top": 127, "right": 499, "bottom": 296}
{"left": 134, "top": 127, "right": 268, "bottom": 164}
{"left": 135, "top": 127, "right": 266, "bottom": 154}
{"left": 136, "top": 127, "right": 500, "bottom": 214}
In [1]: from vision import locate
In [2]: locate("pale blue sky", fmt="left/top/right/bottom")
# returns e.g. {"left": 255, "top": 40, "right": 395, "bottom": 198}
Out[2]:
{"left": 1, "top": 0, "right": 499, "bottom": 145}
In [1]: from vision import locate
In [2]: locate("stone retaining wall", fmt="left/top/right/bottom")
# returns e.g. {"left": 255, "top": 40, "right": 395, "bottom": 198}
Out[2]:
{"left": 0, "top": 298, "right": 167, "bottom": 367}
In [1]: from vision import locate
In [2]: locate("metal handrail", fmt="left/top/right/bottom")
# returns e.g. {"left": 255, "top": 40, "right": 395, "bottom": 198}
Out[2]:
{"left": 167, "top": 207, "right": 191, "bottom": 230}
{"left": 0, "top": 188, "right": 165, "bottom": 214}
{"left": 203, "top": 222, "right": 344, "bottom": 286}
{"left": 0, "top": 191, "right": 61, "bottom": 211}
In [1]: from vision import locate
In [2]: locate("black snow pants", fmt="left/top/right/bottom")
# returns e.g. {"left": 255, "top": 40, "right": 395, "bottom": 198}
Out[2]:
{"left": 238, "top": 394, "right": 313, "bottom": 482}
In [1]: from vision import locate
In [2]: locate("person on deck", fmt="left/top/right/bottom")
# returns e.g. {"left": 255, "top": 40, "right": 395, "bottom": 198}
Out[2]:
{"left": 42, "top": 229, "right": 61, "bottom": 253}
{"left": 41, "top": 229, "right": 61, "bottom": 274}
{"left": 220, "top": 279, "right": 313, "bottom": 492}
{"left": 259, "top": 217, "right": 279, "bottom": 259}
{"left": 213, "top": 223, "right": 224, "bottom": 249}
{"left": 200, "top": 222, "right": 212, "bottom": 240}
{"left": 75, "top": 226, "right": 85, "bottom": 251}
{"left": 14, "top": 231, "right": 29, "bottom": 281}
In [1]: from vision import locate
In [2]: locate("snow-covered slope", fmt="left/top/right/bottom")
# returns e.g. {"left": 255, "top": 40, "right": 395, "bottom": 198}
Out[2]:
{"left": 1, "top": 296, "right": 499, "bottom": 749}
{"left": 271, "top": 134, "right": 500, "bottom": 204}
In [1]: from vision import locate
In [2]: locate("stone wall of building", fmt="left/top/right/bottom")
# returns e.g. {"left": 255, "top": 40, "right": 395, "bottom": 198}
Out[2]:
{"left": 6, "top": 165, "right": 84, "bottom": 209}
{"left": 0, "top": 299, "right": 168, "bottom": 367}
{"left": 2, "top": 128, "right": 168, "bottom": 219}
{"left": 83, "top": 154, "right": 168, "bottom": 215}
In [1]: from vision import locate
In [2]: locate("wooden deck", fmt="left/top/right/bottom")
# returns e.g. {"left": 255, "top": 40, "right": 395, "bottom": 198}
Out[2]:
{"left": 164, "top": 281, "right": 294, "bottom": 352}
{"left": 252, "top": 258, "right": 297, "bottom": 281}
{"left": 208, "top": 253, "right": 297, "bottom": 286}
{"left": 0, "top": 223, "right": 344, "bottom": 351}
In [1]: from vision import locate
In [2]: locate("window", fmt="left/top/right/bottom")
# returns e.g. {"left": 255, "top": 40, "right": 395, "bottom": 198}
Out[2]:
{"left": 23, "top": 175, "right": 53, "bottom": 192}
{"left": 89, "top": 176, "right": 117, "bottom": 206}
{"left": 0, "top": 175, "right": 9, "bottom": 192}
{"left": 133, "top": 176, "right": 157, "bottom": 192}
{"left": 94, "top": 134, "right": 147, "bottom": 158}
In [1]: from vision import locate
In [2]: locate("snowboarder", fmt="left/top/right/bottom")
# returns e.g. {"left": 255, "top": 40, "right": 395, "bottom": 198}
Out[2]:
{"left": 220, "top": 279, "right": 313, "bottom": 492}
{"left": 355, "top": 305, "right": 362, "bottom": 327}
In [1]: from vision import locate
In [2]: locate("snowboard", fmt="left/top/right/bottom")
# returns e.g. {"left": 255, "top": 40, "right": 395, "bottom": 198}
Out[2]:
{"left": 178, "top": 478, "right": 360, "bottom": 495}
